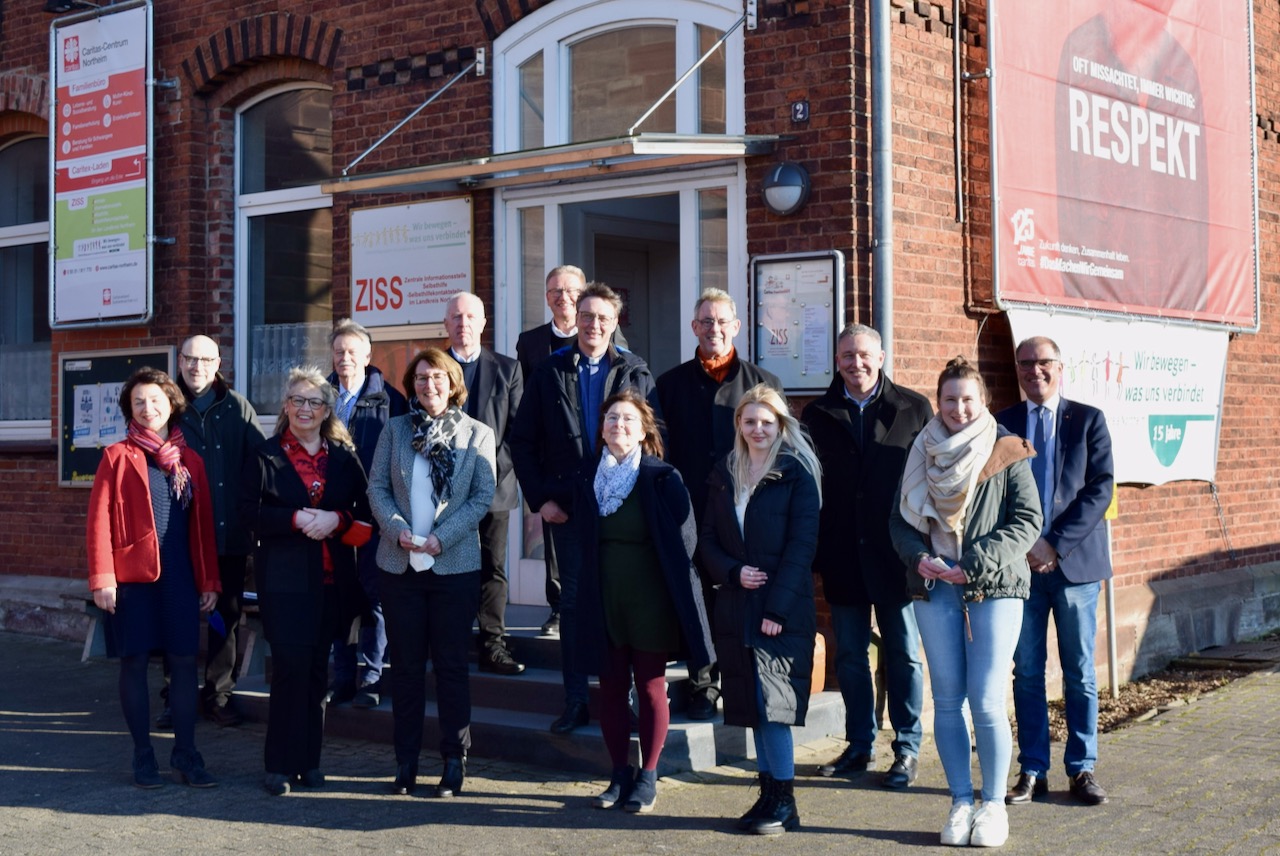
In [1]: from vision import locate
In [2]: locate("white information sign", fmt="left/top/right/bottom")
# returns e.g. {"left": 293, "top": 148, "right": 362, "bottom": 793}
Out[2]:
{"left": 350, "top": 198, "right": 473, "bottom": 328}
{"left": 1006, "top": 309, "right": 1226, "bottom": 485}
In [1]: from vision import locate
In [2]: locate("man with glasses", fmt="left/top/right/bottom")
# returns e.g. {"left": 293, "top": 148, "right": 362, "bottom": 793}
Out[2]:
{"left": 512, "top": 282, "right": 657, "bottom": 734}
{"left": 443, "top": 292, "right": 526, "bottom": 676}
{"left": 515, "top": 266, "right": 627, "bottom": 639}
{"left": 326, "top": 319, "right": 408, "bottom": 709}
{"left": 656, "top": 288, "right": 781, "bottom": 720}
{"left": 171, "top": 335, "right": 266, "bottom": 727}
{"left": 997, "top": 336, "right": 1114, "bottom": 807}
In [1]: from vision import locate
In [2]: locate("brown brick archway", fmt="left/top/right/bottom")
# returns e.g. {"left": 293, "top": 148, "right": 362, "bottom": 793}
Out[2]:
{"left": 181, "top": 12, "right": 343, "bottom": 96}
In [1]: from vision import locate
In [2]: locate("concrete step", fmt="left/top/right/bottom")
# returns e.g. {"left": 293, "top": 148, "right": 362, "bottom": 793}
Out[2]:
{"left": 231, "top": 673, "right": 844, "bottom": 777}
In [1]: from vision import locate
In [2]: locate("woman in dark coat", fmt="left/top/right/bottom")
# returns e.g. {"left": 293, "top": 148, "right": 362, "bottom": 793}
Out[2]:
{"left": 241, "top": 366, "right": 371, "bottom": 796}
{"left": 698, "top": 384, "right": 821, "bottom": 836}
{"left": 574, "top": 389, "right": 714, "bottom": 814}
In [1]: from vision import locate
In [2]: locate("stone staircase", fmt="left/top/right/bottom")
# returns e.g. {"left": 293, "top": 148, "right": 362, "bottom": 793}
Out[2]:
{"left": 230, "top": 604, "right": 845, "bottom": 777}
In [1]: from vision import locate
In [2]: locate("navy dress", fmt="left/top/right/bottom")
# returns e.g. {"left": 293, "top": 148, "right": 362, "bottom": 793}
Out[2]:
{"left": 102, "top": 458, "right": 200, "bottom": 658}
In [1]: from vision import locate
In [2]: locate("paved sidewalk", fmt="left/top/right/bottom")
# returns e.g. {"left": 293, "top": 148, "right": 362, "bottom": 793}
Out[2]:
{"left": 1, "top": 631, "right": 1278, "bottom": 855}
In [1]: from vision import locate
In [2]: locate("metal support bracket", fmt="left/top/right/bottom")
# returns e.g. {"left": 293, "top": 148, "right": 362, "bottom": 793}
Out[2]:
{"left": 746, "top": 0, "right": 757, "bottom": 31}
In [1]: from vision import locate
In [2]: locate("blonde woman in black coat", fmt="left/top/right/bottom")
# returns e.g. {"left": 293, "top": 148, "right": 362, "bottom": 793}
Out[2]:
{"left": 698, "top": 384, "right": 821, "bottom": 836}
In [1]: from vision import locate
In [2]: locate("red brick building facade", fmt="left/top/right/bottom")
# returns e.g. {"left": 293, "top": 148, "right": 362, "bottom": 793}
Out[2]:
{"left": 1, "top": 0, "right": 1277, "bottom": 681}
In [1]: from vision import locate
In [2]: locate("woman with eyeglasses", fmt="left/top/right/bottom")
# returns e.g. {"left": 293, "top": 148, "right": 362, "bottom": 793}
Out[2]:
{"left": 86, "top": 367, "right": 221, "bottom": 788}
{"left": 572, "top": 389, "right": 714, "bottom": 814}
{"left": 241, "top": 366, "right": 372, "bottom": 796}
{"left": 367, "top": 347, "right": 495, "bottom": 798}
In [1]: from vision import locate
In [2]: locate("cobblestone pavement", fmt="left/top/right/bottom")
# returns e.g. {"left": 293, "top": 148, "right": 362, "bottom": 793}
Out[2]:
{"left": 2, "top": 631, "right": 1278, "bottom": 855}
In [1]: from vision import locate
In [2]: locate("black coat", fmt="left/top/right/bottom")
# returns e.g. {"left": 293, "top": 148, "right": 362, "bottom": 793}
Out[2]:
{"left": 515, "top": 321, "right": 629, "bottom": 383}
{"left": 452, "top": 348, "right": 523, "bottom": 512}
{"left": 698, "top": 454, "right": 820, "bottom": 728}
{"left": 656, "top": 352, "right": 782, "bottom": 523}
{"left": 801, "top": 375, "right": 933, "bottom": 606}
{"left": 241, "top": 437, "right": 371, "bottom": 647}
{"left": 510, "top": 343, "right": 658, "bottom": 515}
{"left": 572, "top": 454, "right": 715, "bottom": 677}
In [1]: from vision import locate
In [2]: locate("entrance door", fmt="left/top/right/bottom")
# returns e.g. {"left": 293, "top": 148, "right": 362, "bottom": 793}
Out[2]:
{"left": 592, "top": 235, "right": 681, "bottom": 376}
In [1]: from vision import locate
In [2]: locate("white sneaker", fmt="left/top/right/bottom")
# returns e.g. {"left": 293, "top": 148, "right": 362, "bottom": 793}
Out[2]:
{"left": 940, "top": 801, "right": 975, "bottom": 846}
{"left": 969, "top": 801, "right": 1010, "bottom": 847}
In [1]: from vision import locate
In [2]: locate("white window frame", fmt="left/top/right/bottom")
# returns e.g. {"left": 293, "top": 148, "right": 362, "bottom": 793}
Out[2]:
{"left": 232, "top": 83, "right": 334, "bottom": 425}
{"left": 493, "top": 0, "right": 745, "bottom": 153}
{"left": 0, "top": 136, "right": 52, "bottom": 440}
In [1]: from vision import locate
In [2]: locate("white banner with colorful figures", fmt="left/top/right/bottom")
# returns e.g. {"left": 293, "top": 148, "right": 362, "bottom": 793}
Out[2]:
{"left": 1006, "top": 309, "right": 1226, "bottom": 485}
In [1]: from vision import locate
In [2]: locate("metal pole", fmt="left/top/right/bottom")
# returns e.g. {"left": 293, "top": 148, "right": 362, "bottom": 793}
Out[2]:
{"left": 627, "top": 12, "right": 748, "bottom": 136}
{"left": 871, "top": 0, "right": 893, "bottom": 362}
{"left": 1105, "top": 519, "right": 1119, "bottom": 699}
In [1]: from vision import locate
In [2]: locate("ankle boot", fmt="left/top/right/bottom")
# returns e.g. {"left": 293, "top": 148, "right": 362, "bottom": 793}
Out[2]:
{"left": 750, "top": 778, "right": 799, "bottom": 835}
{"left": 133, "top": 747, "right": 163, "bottom": 789}
{"left": 624, "top": 768, "right": 658, "bottom": 813}
{"left": 434, "top": 755, "right": 465, "bottom": 798}
{"left": 391, "top": 761, "right": 418, "bottom": 795}
{"left": 593, "top": 765, "right": 636, "bottom": 809}
{"left": 736, "top": 772, "right": 775, "bottom": 830}
{"left": 170, "top": 747, "right": 218, "bottom": 788}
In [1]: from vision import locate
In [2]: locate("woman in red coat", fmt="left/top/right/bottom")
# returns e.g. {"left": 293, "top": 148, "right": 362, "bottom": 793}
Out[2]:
{"left": 86, "top": 367, "right": 221, "bottom": 788}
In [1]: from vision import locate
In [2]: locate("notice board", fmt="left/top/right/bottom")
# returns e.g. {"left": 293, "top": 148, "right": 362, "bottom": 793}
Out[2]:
{"left": 59, "top": 346, "right": 173, "bottom": 487}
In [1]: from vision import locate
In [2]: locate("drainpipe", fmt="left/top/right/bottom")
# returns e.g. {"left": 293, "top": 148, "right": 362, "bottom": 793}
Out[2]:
{"left": 870, "top": 0, "right": 893, "bottom": 364}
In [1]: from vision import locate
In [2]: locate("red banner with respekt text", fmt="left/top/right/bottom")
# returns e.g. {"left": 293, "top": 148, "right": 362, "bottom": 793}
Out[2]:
{"left": 992, "top": 0, "right": 1258, "bottom": 329}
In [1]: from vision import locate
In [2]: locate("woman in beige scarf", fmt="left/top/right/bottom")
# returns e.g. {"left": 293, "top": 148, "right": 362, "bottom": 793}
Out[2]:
{"left": 890, "top": 357, "right": 1042, "bottom": 849}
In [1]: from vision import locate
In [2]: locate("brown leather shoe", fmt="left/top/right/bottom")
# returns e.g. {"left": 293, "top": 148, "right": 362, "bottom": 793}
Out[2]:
{"left": 1069, "top": 771, "right": 1108, "bottom": 805}
{"left": 1005, "top": 772, "right": 1049, "bottom": 804}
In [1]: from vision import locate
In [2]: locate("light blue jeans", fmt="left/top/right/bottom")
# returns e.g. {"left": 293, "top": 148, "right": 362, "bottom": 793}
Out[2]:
{"left": 914, "top": 583, "right": 1023, "bottom": 805}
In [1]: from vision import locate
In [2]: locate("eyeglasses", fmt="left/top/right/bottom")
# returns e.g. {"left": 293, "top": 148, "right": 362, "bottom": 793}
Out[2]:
{"left": 577, "top": 312, "right": 616, "bottom": 327}
{"left": 546, "top": 288, "right": 581, "bottom": 299}
{"left": 180, "top": 354, "right": 218, "bottom": 367}
{"left": 414, "top": 373, "right": 451, "bottom": 386}
{"left": 604, "top": 413, "right": 641, "bottom": 425}
{"left": 695, "top": 317, "right": 735, "bottom": 330}
{"left": 287, "top": 395, "right": 327, "bottom": 410}
{"left": 1016, "top": 358, "right": 1059, "bottom": 371}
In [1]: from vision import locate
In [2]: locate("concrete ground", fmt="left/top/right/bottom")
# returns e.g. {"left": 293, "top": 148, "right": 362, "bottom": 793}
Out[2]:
{"left": 1, "top": 630, "right": 1278, "bottom": 855}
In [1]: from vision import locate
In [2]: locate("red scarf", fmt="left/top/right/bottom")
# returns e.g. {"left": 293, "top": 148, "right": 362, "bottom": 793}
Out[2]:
{"left": 699, "top": 346, "right": 736, "bottom": 384}
{"left": 280, "top": 428, "right": 336, "bottom": 580}
{"left": 126, "top": 421, "right": 192, "bottom": 508}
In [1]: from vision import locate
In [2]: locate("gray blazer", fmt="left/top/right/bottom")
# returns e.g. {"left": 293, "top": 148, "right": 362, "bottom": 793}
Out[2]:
{"left": 367, "top": 410, "right": 496, "bottom": 576}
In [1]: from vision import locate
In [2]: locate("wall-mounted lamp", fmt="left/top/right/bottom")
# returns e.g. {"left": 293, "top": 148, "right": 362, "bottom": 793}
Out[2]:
{"left": 44, "top": 0, "right": 101, "bottom": 13}
{"left": 761, "top": 162, "right": 810, "bottom": 216}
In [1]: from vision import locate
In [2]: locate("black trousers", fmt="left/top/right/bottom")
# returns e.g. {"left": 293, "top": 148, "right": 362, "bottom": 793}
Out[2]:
{"left": 542, "top": 518, "right": 561, "bottom": 610}
{"left": 265, "top": 587, "right": 336, "bottom": 776}
{"left": 381, "top": 567, "right": 480, "bottom": 764}
{"left": 202, "top": 554, "right": 248, "bottom": 707}
{"left": 476, "top": 510, "right": 510, "bottom": 649}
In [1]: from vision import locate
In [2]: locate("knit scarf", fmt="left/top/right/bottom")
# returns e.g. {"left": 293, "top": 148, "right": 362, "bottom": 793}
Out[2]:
{"left": 409, "top": 400, "right": 462, "bottom": 504}
{"left": 127, "top": 421, "right": 193, "bottom": 508}
{"left": 898, "top": 410, "right": 997, "bottom": 558}
{"left": 698, "top": 346, "right": 736, "bottom": 383}
{"left": 594, "top": 444, "right": 642, "bottom": 516}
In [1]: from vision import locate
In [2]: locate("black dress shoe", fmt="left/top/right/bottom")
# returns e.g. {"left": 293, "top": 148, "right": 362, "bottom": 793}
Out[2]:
{"left": 1069, "top": 770, "right": 1108, "bottom": 805}
{"left": 325, "top": 683, "right": 356, "bottom": 705}
{"left": 550, "top": 701, "right": 589, "bottom": 734}
{"left": 1005, "top": 771, "right": 1049, "bottom": 804}
{"left": 391, "top": 762, "right": 418, "bottom": 795}
{"left": 204, "top": 701, "right": 243, "bottom": 728}
{"left": 479, "top": 645, "right": 526, "bottom": 675}
{"left": 881, "top": 754, "right": 918, "bottom": 789}
{"left": 686, "top": 690, "right": 718, "bottom": 721}
{"left": 818, "top": 746, "right": 875, "bottom": 777}
{"left": 434, "top": 756, "right": 465, "bottom": 798}
{"left": 540, "top": 611, "right": 561, "bottom": 638}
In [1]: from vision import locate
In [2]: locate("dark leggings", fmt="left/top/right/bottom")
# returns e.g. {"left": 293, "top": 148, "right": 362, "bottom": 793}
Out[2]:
{"left": 599, "top": 646, "right": 670, "bottom": 771}
{"left": 121, "top": 652, "right": 198, "bottom": 754}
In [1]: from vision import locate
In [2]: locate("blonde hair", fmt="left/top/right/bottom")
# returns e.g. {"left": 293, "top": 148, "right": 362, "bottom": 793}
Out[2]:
{"left": 729, "top": 384, "right": 822, "bottom": 503}
{"left": 276, "top": 365, "right": 355, "bottom": 449}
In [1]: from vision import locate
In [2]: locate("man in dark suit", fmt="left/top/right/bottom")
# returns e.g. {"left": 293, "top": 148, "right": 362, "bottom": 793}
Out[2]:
{"left": 511, "top": 283, "right": 657, "bottom": 733}
{"left": 515, "top": 265, "right": 627, "bottom": 638}
{"left": 802, "top": 323, "right": 933, "bottom": 789}
{"left": 657, "top": 287, "right": 781, "bottom": 720}
{"left": 997, "top": 335, "right": 1114, "bottom": 807}
{"left": 444, "top": 291, "right": 526, "bottom": 676}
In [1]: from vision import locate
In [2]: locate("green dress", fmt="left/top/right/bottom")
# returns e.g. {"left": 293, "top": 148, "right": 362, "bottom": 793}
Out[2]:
{"left": 598, "top": 490, "right": 680, "bottom": 654}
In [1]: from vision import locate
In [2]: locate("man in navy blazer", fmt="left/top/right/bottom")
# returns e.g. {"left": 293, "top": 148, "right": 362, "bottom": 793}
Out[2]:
{"left": 445, "top": 292, "right": 526, "bottom": 677}
{"left": 996, "top": 335, "right": 1114, "bottom": 807}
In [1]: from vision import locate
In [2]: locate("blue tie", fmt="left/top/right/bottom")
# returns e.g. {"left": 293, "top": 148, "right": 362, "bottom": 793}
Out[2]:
{"left": 1031, "top": 406, "right": 1049, "bottom": 527}
{"left": 338, "top": 390, "right": 355, "bottom": 426}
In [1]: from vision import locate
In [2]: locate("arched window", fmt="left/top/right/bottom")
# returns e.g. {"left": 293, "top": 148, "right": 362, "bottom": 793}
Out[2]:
{"left": 497, "top": 0, "right": 742, "bottom": 153}
{"left": 0, "top": 138, "right": 52, "bottom": 429}
{"left": 234, "top": 85, "right": 333, "bottom": 414}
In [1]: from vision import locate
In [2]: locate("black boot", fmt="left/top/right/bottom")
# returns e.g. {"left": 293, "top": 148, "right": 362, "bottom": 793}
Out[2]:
{"left": 624, "top": 768, "right": 658, "bottom": 813}
{"left": 593, "top": 765, "right": 636, "bottom": 809}
{"left": 736, "top": 772, "right": 775, "bottom": 830}
{"left": 434, "top": 755, "right": 466, "bottom": 798}
{"left": 391, "top": 761, "right": 418, "bottom": 795}
{"left": 170, "top": 747, "right": 218, "bottom": 788}
{"left": 132, "top": 746, "right": 163, "bottom": 789}
{"left": 750, "top": 778, "right": 799, "bottom": 835}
